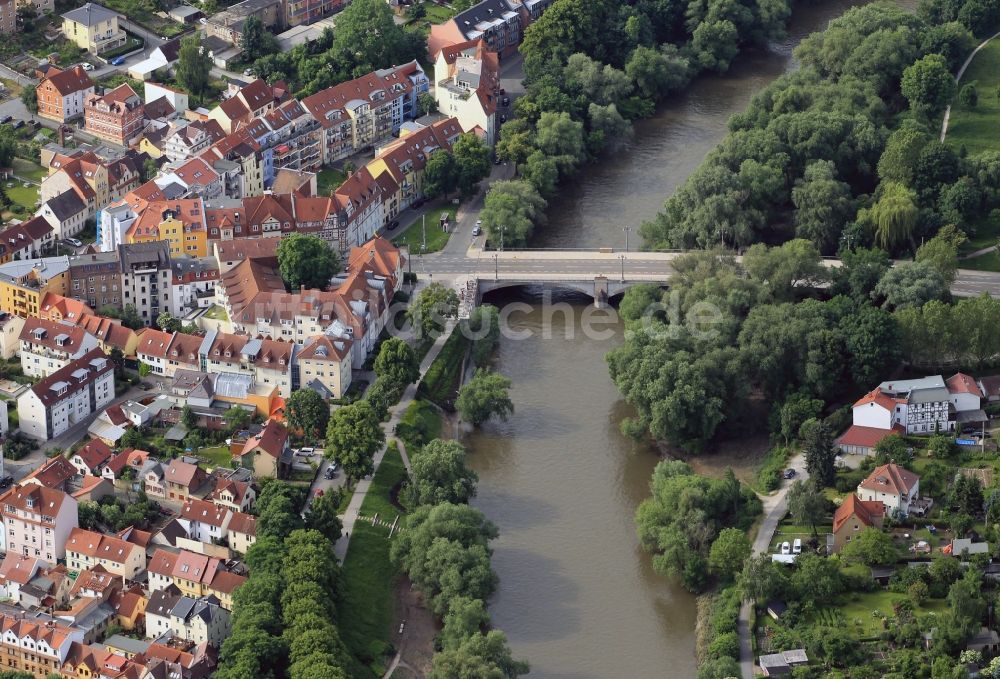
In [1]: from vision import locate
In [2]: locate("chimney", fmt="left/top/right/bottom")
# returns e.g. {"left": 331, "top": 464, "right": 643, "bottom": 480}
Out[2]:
{"left": 57, "top": 125, "right": 66, "bottom": 147}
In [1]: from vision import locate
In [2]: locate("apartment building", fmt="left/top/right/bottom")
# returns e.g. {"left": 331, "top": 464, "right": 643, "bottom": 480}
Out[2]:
{"left": 301, "top": 62, "right": 429, "bottom": 165}
{"left": 126, "top": 199, "right": 209, "bottom": 258}
{"left": 178, "top": 497, "right": 232, "bottom": 543}
{"left": 434, "top": 39, "right": 500, "bottom": 146}
{"left": 68, "top": 251, "right": 121, "bottom": 311}
{"left": 170, "top": 256, "right": 219, "bottom": 316}
{"left": 61, "top": 3, "right": 126, "bottom": 54}
{"left": 0, "top": 0, "right": 15, "bottom": 34}
{"left": 68, "top": 438, "right": 114, "bottom": 477}
{"left": 0, "top": 217, "right": 56, "bottom": 265}
{"left": 118, "top": 241, "right": 173, "bottom": 326}
{"left": 297, "top": 334, "right": 351, "bottom": 399}
{"left": 208, "top": 78, "right": 284, "bottom": 134}
{"left": 36, "top": 66, "right": 95, "bottom": 123}
{"left": 17, "top": 349, "right": 114, "bottom": 441}
{"left": 208, "top": 478, "right": 255, "bottom": 513}
{"left": 0, "top": 484, "right": 78, "bottom": 562}
{"left": 18, "top": 318, "right": 99, "bottom": 378}
{"left": 0, "top": 613, "right": 83, "bottom": 677}
{"left": 163, "top": 120, "right": 226, "bottom": 163}
{"left": 203, "top": 331, "right": 297, "bottom": 398}
{"left": 83, "top": 84, "right": 145, "bottom": 146}
{"left": 147, "top": 548, "right": 246, "bottom": 610}
{"left": 65, "top": 527, "right": 146, "bottom": 579}
{"left": 145, "top": 588, "right": 231, "bottom": 648}
{"left": 226, "top": 511, "right": 256, "bottom": 553}
{"left": 429, "top": 0, "right": 547, "bottom": 59}
{"left": 0, "top": 257, "right": 71, "bottom": 319}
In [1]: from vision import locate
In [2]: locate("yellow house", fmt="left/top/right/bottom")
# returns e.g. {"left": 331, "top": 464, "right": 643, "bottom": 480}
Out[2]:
{"left": 0, "top": 258, "right": 70, "bottom": 318}
{"left": 139, "top": 134, "right": 165, "bottom": 159}
{"left": 61, "top": 3, "right": 126, "bottom": 54}
{"left": 126, "top": 200, "right": 210, "bottom": 257}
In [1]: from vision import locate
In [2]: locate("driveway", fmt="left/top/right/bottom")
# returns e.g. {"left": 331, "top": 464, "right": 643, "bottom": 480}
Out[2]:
{"left": 303, "top": 454, "right": 347, "bottom": 514}
{"left": 737, "top": 452, "right": 808, "bottom": 679}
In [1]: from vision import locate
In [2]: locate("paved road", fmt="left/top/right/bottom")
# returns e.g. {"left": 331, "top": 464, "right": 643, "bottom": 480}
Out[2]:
{"left": 737, "top": 452, "right": 808, "bottom": 679}
{"left": 333, "top": 320, "right": 453, "bottom": 562}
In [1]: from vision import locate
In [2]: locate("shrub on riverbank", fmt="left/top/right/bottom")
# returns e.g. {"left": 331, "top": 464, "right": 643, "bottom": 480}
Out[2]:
{"left": 417, "top": 331, "right": 469, "bottom": 409}
{"left": 756, "top": 446, "right": 792, "bottom": 492}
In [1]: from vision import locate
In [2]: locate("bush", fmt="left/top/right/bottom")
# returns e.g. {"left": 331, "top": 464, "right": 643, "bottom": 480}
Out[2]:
{"left": 707, "top": 631, "right": 739, "bottom": 660}
{"left": 416, "top": 331, "right": 469, "bottom": 409}
{"left": 756, "top": 446, "right": 791, "bottom": 492}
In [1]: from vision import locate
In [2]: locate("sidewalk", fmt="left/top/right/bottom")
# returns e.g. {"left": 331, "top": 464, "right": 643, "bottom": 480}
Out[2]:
{"left": 333, "top": 320, "right": 456, "bottom": 562}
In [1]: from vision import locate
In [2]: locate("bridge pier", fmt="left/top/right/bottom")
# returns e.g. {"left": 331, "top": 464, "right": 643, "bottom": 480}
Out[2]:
{"left": 594, "top": 276, "right": 609, "bottom": 309}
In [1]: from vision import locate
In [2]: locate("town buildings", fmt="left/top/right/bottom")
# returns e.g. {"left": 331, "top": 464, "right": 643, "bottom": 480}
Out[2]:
{"left": 0, "top": 485, "right": 78, "bottom": 562}
{"left": 61, "top": 3, "right": 126, "bottom": 54}
{"left": 36, "top": 66, "right": 95, "bottom": 123}
{"left": 433, "top": 39, "right": 500, "bottom": 146}
{"left": 831, "top": 494, "right": 885, "bottom": 553}
{"left": 18, "top": 318, "right": 99, "bottom": 378}
{"left": 857, "top": 462, "right": 921, "bottom": 517}
{"left": 17, "top": 348, "right": 114, "bottom": 440}
{"left": 65, "top": 528, "right": 146, "bottom": 579}
{"left": 118, "top": 241, "right": 173, "bottom": 326}
{"left": 0, "top": 0, "right": 14, "bottom": 34}
{"left": 83, "top": 84, "right": 145, "bottom": 146}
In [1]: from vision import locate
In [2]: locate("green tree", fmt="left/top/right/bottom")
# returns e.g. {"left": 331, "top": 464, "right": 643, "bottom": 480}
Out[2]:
{"left": 916, "top": 223, "right": 967, "bottom": 283}
{"left": 480, "top": 179, "right": 548, "bottom": 247}
{"left": 257, "top": 492, "right": 304, "bottom": 538}
{"left": 800, "top": 418, "right": 837, "bottom": 488}
{"left": 304, "top": 489, "right": 342, "bottom": 541}
{"left": 452, "top": 133, "right": 491, "bottom": 196}
{"left": 439, "top": 596, "right": 489, "bottom": 650}
{"left": 521, "top": 150, "right": 560, "bottom": 198}
{"left": 465, "top": 304, "right": 500, "bottom": 368}
{"left": 285, "top": 389, "right": 330, "bottom": 440}
{"left": 429, "top": 630, "right": 528, "bottom": 679}
{"left": 407, "top": 282, "right": 459, "bottom": 339}
{"left": 176, "top": 34, "right": 212, "bottom": 101}
{"left": 901, "top": 53, "right": 956, "bottom": 121}
{"left": 374, "top": 337, "right": 419, "bottom": 388}
{"left": 422, "top": 150, "right": 457, "bottom": 199}
{"left": 870, "top": 182, "right": 919, "bottom": 252}
{"left": 404, "top": 438, "right": 478, "bottom": 507}
{"left": 181, "top": 405, "right": 197, "bottom": 430}
{"left": 625, "top": 44, "right": 690, "bottom": 99}
{"left": 223, "top": 406, "right": 252, "bottom": 433}
{"left": 787, "top": 480, "right": 827, "bottom": 536}
{"left": 240, "top": 16, "right": 279, "bottom": 62}
{"left": 874, "top": 261, "right": 948, "bottom": 310}
{"left": 157, "top": 312, "right": 181, "bottom": 333}
{"left": 791, "top": 160, "right": 856, "bottom": 254}
{"left": 20, "top": 86, "right": 37, "bottom": 115}
{"left": 536, "top": 111, "right": 586, "bottom": 170}
{"left": 691, "top": 20, "right": 739, "bottom": 73}
{"left": 456, "top": 369, "right": 514, "bottom": 426}
{"left": 842, "top": 527, "right": 898, "bottom": 566}
{"left": 959, "top": 82, "right": 979, "bottom": 108}
{"left": 777, "top": 392, "right": 823, "bottom": 444}
{"left": 138, "top": 362, "right": 151, "bottom": 378}
{"left": 708, "top": 527, "right": 750, "bottom": 581}
{"left": 330, "top": 0, "right": 423, "bottom": 78}
{"left": 325, "top": 401, "right": 384, "bottom": 487}
{"left": 877, "top": 123, "right": 931, "bottom": 185}
{"left": 738, "top": 553, "right": 787, "bottom": 603}
{"left": 277, "top": 234, "right": 339, "bottom": 291}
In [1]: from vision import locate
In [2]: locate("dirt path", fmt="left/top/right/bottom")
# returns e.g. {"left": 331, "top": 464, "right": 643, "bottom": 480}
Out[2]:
{"left": 385, "top": 576, "right": 437, "bottom": 678}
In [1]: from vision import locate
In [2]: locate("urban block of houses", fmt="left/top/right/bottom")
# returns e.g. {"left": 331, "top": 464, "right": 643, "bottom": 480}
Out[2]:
{"left": 16, "top": 348, "right": 114, "bottom": 441}
{"left": 69, "top": 438, "right": 115, "bottom": 477}
{"left": 0, "top": 217, "right": 56, "bottom": 265}
{"left": 235, "top": 417, "right": 290, "bottom": 478}
{"left": 61, "top": 2, "right": 126, "bottom": 54}
{"left": 65, "top": 527, "right": 146, "bottom": 579}
{"left": 0, "top": 256, "right": 71, "bottom": 319}
{"left": 837, "top": 373, "right": 986, "bottom": 455}
{"left": 127, "top": 38, "right": 182, "bottom": 81}
{"left": 83, "top": 84, "right": 145, "bottom": 147}
{"left": 857, "top": 462, "right": 921, "bottom": 517}
{"left": 428, "top": 0, "right": 553, "bottom": 59}
{"left": 18, "top": 316, "right": 99, "bottom": 378}
{"left": 164, "top": 457, "right": 210, "bottom": 501}
{"left": 147, "top": 548, "right": 245, "bottom": 610}
{"left": 0, "top": 484, "right": 78, "bottom": 562}
{"left": 146, "top": 586, "right": 231, "bottom": 649}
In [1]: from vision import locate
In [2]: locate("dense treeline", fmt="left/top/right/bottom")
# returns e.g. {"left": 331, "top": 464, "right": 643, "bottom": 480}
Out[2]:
{"left": 896, "top": 294, "right": 1000, "bottom": 368}
{"left": 641, "top": 1, "right": 1000, "bottom": 253}
{"left": 488, "top": 0, "right": 794, "bottom": 246}
{"left": 636, "top": 462, "right": 760, "bottom": 592}
{"left": 215, "top": 481, "right": 353, "bottom": 679}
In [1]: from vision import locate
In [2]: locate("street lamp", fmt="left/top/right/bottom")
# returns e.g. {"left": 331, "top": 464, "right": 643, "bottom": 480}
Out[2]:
{"left": 493, "top": 253, "right": 499, "bottom": 281}
{"left": 623, "top": 225, "right": 631, "bottom": 252}
{"left": 499, "top": 225, "right": 506, "bottom": 252}
{"left": 619, "top": 254, "right": 626, "bottom": 283}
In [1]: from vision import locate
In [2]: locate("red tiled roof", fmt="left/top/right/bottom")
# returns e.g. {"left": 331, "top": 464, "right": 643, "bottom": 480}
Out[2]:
{"left": 28, "top": 348, "right": 112, "bottom": 407}
{"left": 833, "top": 494, "right": 885, "bottom": 533}
{"left": 948, "top": 373, "right": 984, "bottom": 398}
{"left": 22, "top": 455, "right": 76, "bottom": 489}
{"left": 164, "top": 458, "right": 206, "bottom": 489}
{"left": 227, "top": 511, "right": 256, "bottom": 536}
{"left": 835, "top": 424, "right": 904, "bottom": 449}
{"left": 74, "top": 438, "right": 114, "bottom": 471}
{"left": 19, "top": 317, "right": 93, "bottom": 355}
{"left": 136, "top": 328, "right": 174, "bottom": 359}
{"left": 240, "top": 418, "right": 288, "bottom": 460}
{"left": 66, "top": 527, "right": 142, "bottom": 565}
{"left": 44, "top": 65, "right": 94, "bottom": 96}
{"left": 859, "top": 462, "right": 920, "bottom": 497}
{"left": 180, "top": 498, "right": 230, "bottom": 528}
{"left": 853, "top": 387, "right": 904, "bottom": 411}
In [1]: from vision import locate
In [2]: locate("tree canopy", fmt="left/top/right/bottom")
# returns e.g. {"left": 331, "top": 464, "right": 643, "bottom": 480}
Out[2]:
{"left": 277, "top": 234, "right": 339, "bottom": 291}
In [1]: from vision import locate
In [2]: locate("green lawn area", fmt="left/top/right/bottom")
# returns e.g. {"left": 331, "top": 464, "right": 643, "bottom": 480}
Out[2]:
{"left": 424, "top": 2, "right": 456, "bottom": 23}
{"left": 317, "top": 168, "right": 347, "bottom": 195}
{"left": 946, "top": 40, "right": 1000, "bottom": 157}
{"left": 195, "top": 445, "right": 232, "bottom": 469}
{"left": 961, "top": 248, "right": 1000, "bottom": 271}
{"left": 13, "top": 158, "right": 45, "bottom": 183}
{"left": 814, "top": 591, "right": 947, "bottom": 639}
{"left": 339, "top": 443, "right": 409, "bottom": 679}
{"left": 6, "top": 183, "right": 39, "bottom": 212}
{"left": 203, "top": 304, "right": 229, "bottom": 321}
{"left": 392, "top": 204, "right": 458, "bottom": 254}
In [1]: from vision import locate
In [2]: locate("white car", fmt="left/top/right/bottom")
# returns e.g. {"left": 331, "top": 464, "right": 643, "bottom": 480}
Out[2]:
{"left": 199, "top": 17, "right": 207, "bottom": 23}
{"left": 792, "top": 538, "right": 802, "bottom": 554}
{"left": 780, "top": 541, "right": 791, "bottom": 555}
{"left": 80, "top": 62, "right": 94, "bottom": 71}
{"left": 243, "top": 68, "right": 254, "bottom": 78}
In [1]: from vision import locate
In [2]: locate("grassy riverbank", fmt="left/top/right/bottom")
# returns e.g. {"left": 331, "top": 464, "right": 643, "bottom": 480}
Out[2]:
{"left": 946, "top": 40, "right": 1000, "bottom": 156}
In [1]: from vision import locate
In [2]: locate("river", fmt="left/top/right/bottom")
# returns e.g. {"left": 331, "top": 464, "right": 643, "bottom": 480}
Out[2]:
{"left": 465, "top": 1, "right": 915, "bottom": 677}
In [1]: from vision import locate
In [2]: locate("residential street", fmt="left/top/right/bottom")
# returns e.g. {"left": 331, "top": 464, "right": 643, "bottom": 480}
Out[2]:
{"left": 737, "top": 452, "right": 808, "bottom": 679}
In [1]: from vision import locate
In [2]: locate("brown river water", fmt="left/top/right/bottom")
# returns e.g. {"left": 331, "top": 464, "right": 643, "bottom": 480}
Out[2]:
{"left": 464, "top": 1, "right": 915, "bottom": 677}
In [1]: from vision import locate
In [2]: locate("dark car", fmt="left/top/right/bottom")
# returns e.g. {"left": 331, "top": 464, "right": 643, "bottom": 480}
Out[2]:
{"left": 0, "top": 115, "right": 11, "bottom": 125}
{"left": 0, "top": 475, "right": 12, "bottom": 489}
{"left": 324, "top": 466, "right": 336, "bottom": 480}
{"left": 783, "top": 468, "right": 797, "bottom": 479}
{"left": 500, "top": 114, "right": 507, "bottom": 123}
{"left": 411, "top": 198, "right": 425, "bottom": 209}
{"left": 502, "top": 96, "right": 510, "bottom": 106}
{"left": 110, "top": 56, "right": 126, "bottom": 66}
{"left": 387, "top": 220, "right": 400, "bottom": 230}
{"left": 11, "top": 120, "right": 23, "bottom": 130}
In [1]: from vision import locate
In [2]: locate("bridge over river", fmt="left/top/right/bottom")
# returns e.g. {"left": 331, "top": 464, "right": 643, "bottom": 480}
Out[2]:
{"left": 406, "top": 245, "right": 1000, "bottom": 302}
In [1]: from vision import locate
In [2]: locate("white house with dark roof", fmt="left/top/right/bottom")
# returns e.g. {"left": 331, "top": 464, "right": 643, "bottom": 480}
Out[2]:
{"left": 16, "top": 348, "right": 114, "bottom": 440}
{"left": 19, "top": 317, "right": 99, "bottom": 378}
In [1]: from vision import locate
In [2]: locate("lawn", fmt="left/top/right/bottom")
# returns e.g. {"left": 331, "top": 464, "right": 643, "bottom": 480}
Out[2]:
{"left": 12, "top": 159, "right": 46, "bottom": 183}
{"left": 202, "top": 304, "right": 229, "bottom": 321}
{"left": 392, "top": 204, "right": 458, "bottom": 254}
{"left": 196, "top": 445, "right": 232, "bottom": 469}
{"left": 396, "top": 399, "right": 442, "bottom": 452}
{"left": 961, "top": 248, "right": 1000, "bottom": 271}
{"left": 317, "top": 168, "right": 347, "bottom": 195}
{"left": 6, "top": 183, "right": 39, "bottom": 213}
{"left": 814, "top": 591, "right": 948, "bottom": 639}
{"left": 424, "top": 2, "right": 456, "bottom": 23}
{"left": 946, "top": 40, "right": 1000, "bottom": 157}
{"left": 339, "top": 443, "right": 409, "bottom": 679}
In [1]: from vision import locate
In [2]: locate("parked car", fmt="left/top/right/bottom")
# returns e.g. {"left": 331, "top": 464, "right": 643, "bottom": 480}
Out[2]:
{"left": 783, "top": 468, "right": 796, "bottom": 479}
{"left": 110, "top": 56, "right": 126, "bottom": 66}
{"left": 0, "top": 475, "right": 12, "bottom": 489}
{"left": 64, "top": 237, "right": 83, "bottom": 247}
{"left": 324, "top": 466, "right": 336, "bottom": 480}
{"left": 11, "top": 121, "right": 23, "bottom": 130}
{"left": 472, "top": 225, "right": 482, "bottom": 237}
{"left": 792, "top": 538, "right": 802, "bottom": 554}
{"left": 330, "top": 460, "right": 339, "bottom": 472}
{"left": 502, "top": 96, "right": 510, "bottom": 106}
{"left": 387, "top": 220, "right": 400, "bottom": 230}
{"left": 243, "top": 68, "right": 254, "bottom": 77}
{"left": 780, "top": 541, "right": 791, "bottom": 555}
{"left": 80, "top": 62, "right": 94, "bottom": 71}
{"left": 500, "top": 114, "right": 507, "bottom": 123}
{"left": 411, "top": 198, "right": 425, "bottom": 209}
{"left": 0, "top": 115, "right": 12, "bottom": 125}
{"left": 199, "top": 17, "right": 208, "bottom": 23}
